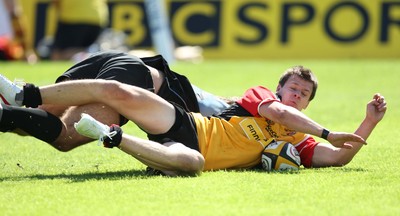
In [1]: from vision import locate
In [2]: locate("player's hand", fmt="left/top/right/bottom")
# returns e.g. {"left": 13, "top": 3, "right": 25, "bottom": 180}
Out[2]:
{"left": 366, "top": 93, "right": 387, "bottom": 124}
{"left": 327, "top": 131, "right": 366, "bottom": 149}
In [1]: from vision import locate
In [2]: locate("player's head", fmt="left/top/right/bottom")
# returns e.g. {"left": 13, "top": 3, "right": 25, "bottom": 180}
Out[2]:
{"left": 276, "top": 66, "right": 318, "bottom": 110}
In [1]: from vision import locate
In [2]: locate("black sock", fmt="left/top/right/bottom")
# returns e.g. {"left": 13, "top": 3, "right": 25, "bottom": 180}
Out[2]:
{"left": 23, "top": 83, "right": 42, "bottom": 108}
{"left": 0, "top": 105, "right": 62, "bottom": 143}
{"left": 103, "top": 124, "right": 123, "bottom": 148}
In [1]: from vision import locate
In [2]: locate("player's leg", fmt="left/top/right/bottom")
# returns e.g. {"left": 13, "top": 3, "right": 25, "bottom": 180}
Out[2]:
{"left": 52, "top": 103, "right": 121, "bottom": 151}
{"left": 38, "top": 80, "right": 205, "bottom": 174}
{"left": 6, "top": 105, "right": 68, "bottom": 140}
{"left": 36, "top": 80, "right": 177, "bottom": 134}
{"left": 51, "top": 23, "right": 102, "bottom": 60}
{"left": 0, "top": 75, "right": 120, "bottom": 150}
{"left": 191, "top": 84, "right": 230, "bottom": 116}
{"left": 0, "top": 103, "right": 64, "bottom": 144}
{"left": 39, "top": 104, "right": 69, "bottom": 117}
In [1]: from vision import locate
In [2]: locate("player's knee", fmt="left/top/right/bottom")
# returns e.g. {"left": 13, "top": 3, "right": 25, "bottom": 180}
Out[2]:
{"left": 51, "top": 142, "right": 75, "bottom": 152}
{"left": 51, "top": 138, "right": 88, "bottom": 152}
{"left": 100, "top": 80, "right": 131, "bottom": 102}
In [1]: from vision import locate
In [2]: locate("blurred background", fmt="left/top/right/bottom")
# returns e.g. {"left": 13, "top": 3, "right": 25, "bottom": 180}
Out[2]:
{"left": 1, "top": 0, "right": 399, "bottom": 63}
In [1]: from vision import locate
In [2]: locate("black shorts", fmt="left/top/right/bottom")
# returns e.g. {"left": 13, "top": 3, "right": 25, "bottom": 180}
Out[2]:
{"left": 147, "top": 105, "right": 199, "bottom": 152}
{"left": 56, "top": 51, "right": 199, "bottom": 125}
{"left": 53, "top": 22, "right": 103, "bottom": 49}
{"left": 56, "top": 51, "right": 154, "bottom": 92}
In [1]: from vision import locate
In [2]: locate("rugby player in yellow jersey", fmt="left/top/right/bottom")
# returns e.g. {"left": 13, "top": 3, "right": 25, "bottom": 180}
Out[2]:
{"left": 0, "top": 66, "right": 387, "bottom": 176}
{"left": 50, "top": 0, "right": 108, "bottom": 60}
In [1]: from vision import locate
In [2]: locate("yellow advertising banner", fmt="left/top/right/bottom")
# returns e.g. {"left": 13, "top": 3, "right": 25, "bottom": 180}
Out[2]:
{"left": 20, "top": 0, "right": 400, "bottom": 59}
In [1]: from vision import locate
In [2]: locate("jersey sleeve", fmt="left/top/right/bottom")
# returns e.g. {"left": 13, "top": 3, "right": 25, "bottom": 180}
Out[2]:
{"left": 236, "top": 86, "right": 279, "bottom": 117}
{"left": 295, "top": 136, "right": 319, "bottom": 168}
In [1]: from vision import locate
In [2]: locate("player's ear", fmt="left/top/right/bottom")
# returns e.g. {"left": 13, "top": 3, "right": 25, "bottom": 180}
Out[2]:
{"left": 276, "top": 84, "right": 281, "bottom": 92}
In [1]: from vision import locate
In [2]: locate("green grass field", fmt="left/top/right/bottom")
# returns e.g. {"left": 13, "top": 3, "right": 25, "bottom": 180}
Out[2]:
{"left": 0, "top": 58, "right": 399, "bottom": 215}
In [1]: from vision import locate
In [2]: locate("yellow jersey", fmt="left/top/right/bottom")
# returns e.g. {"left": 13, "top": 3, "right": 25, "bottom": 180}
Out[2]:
{"left": 57, "top": 0, "right": 108, "bottom": 26}
{"left": 193, "top": 86, "right": 318, "bottom": 170}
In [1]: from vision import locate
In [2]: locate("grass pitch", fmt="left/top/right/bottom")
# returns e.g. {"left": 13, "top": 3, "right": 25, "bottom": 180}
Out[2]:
{"left": 0, "top": 58, "right": 399, "bottom": 216}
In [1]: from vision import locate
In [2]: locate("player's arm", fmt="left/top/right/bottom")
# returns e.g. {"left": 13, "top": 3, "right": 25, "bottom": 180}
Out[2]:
{"left": 259, "top": 101, "right": 366, "bottom": 148}
{"left": 312, "top": 93, "right": 387, "bottom": 167}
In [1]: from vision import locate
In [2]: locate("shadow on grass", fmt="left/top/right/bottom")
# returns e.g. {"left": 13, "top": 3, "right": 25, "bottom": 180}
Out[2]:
{"left": 301, "top": 166, "right": 368, "bottom": 173}
{"left": 0, "top": 169, "right": 170, "bottom": 183}
{"left": 324, "top": 167, "right": 367, "bottom": 172}
{"left": 236, "top": 166, "right": 368, "bottom": 174}
{"left": 219, "top": 167, "right": 301, "bottom": 175}
{"left": 0, "top": 167, "right": 368, "bottom": 183}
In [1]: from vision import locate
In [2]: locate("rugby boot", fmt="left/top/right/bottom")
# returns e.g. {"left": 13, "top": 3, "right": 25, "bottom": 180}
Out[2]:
{"left": 0, "top": 74, "right": 23, "bottom": 106}
{"left": 74, "top": 113, "right": 116, "bottom": 142}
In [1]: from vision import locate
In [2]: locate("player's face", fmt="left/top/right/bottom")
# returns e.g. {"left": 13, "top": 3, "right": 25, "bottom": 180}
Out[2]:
{"left": 276, "top": 75, "right": 313, "bottom": 111}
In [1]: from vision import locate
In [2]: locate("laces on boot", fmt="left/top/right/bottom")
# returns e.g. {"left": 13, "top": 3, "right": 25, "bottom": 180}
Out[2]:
{"left": 13, "top": 78, "right": 26, "bottom": 87}
{"left": 103, "top": 124, "right": 123, "bottom": 148}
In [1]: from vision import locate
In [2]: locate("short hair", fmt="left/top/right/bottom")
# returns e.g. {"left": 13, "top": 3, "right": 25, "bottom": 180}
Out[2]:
{"left": 278, "top": 66, "right": 318, "bottom": 101}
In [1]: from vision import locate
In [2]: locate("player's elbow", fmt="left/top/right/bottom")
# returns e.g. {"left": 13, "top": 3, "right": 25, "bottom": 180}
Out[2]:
{"left": 334, "top": 158, "right": 352, "bottom": 167}
{"left": 312, "top": 149, "right": 354, "bottom": 168}
{"left": 175, "top": 152, "right": 205, "bottom": 175}
{"left": 173, "top": 151, "right": 205, "bottom": 175}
